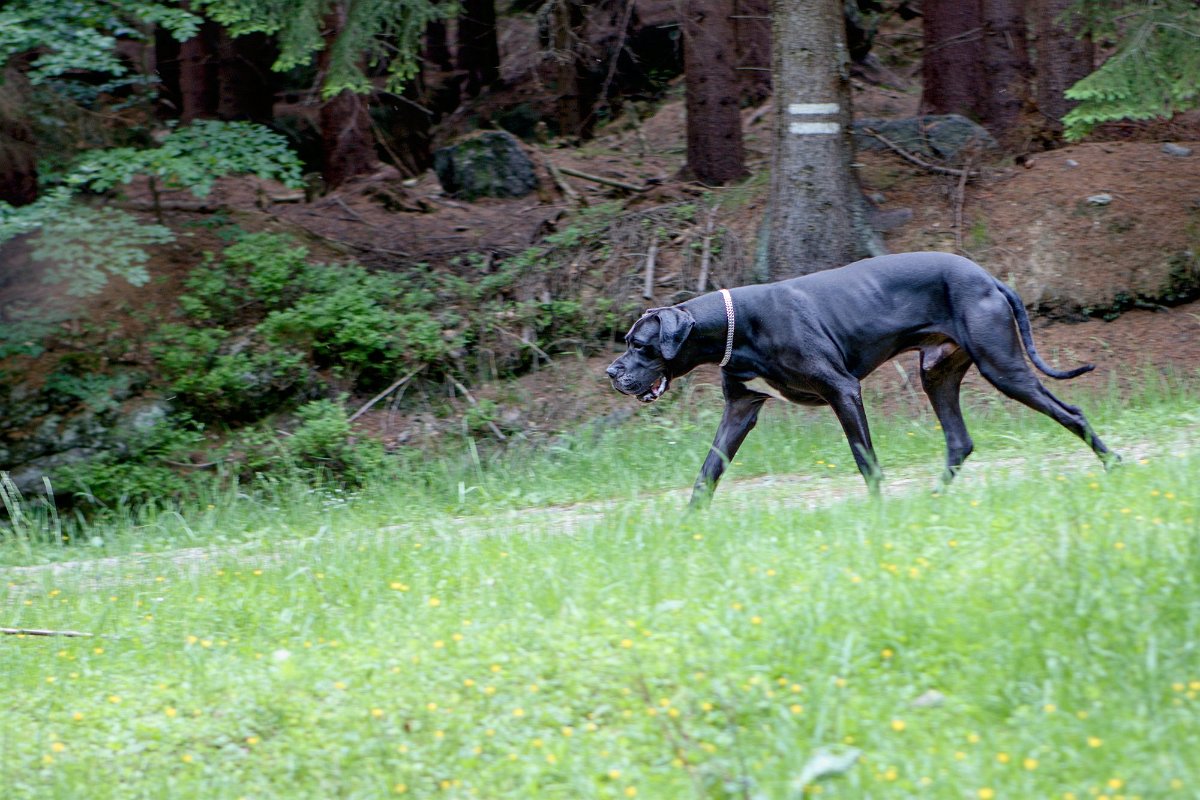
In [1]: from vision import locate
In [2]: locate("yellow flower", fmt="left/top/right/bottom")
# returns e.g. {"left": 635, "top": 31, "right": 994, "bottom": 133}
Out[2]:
{"left": 750, "top": 616, "right": 762, "bottom": 625}
{"left": 181, "top": 754, "right": 193, "bottom": 763}
{"left": 620, "top": 639, "right": 634, "bottom": 649}
{"left": 978, "top": 789, "right": 994, "bottom": 800}
{"left": 50, "top": 742, "right": 65, "bottom": 753}
{"left": 624, "top": 788, "right": 637, "bottom": 798}
{"left": 390, "top": 582, "right": 409, "bottom": 591}
{"left": 1107, "top": 779, "right": 1123, "bottom": 790}
{"left": 246, "top": 736, "right": 260, "bottom": 746}
{"left": 1023, "top": 757, "right": 1038, "bottom": 770}
{"left": 790, "top": 704, "right": 803, "bottom": 714}
{"left": 428, "top": 597, "right": 441, "bottom": 607}
{"left": 1087, "top": 736, "right": 1102, "bottom": 748}
{"left": 165, "top": 707, "right": 177, "bottom": 718}
{"left": 996, "top": 752, "right": 1010, "bottom": 764}
{"left": 394, "top": 784, "right": 408, "bottom": 794}
{"left": 513, "top": 708, "right": 525, "bottom": 717}
{"left": 890, "top": 719, "right": 906, "bottom": 732}
{"left": 107, "top": 695, "right": 121, "bottom": 704}
{"left": 371, "top": 708, "right": 384, "bottom": 718}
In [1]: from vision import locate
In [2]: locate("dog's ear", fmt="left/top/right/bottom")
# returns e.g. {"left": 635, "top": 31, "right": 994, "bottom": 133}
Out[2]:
{"left": 656, "top": 307, "right": 695, "bottom": 361}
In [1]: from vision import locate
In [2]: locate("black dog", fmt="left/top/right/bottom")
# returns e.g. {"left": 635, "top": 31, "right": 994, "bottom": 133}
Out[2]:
{"left": 606, "top": 251, "right": 1117, "bottom": 504}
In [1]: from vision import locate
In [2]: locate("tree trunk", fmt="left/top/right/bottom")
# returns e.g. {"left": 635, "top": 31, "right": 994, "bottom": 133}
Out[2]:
{"left": 541, "top": 0, "right": 594, "bottom": 139}
{"left": 457, "top": 0, "right": 501, "bottom": 96}
{"left": 215, "top": 31, "right": 277, "bottom": 123}
{"left": 0, "top": 66, "right": 38, "bottom": 206}
{"left": 1033, "top": 0, "right": 1093, "bottom": 125}
{"left": 318, "top": 5, "right": 378, "bottom": 188}
{"left": 765, "top": 0, "right": 882, "bottom": 278}
{"left": 424, "top": 19, "right": 454, "bottom": 73}
{"left": 920, "top": 0, "right": 986, "bottom": 118}
{"left": 178, "top": 20, "right": 220, "bottom": 122}
{"left": 980, "top": 0, "right": 1032, "bottom": 144}
{"left": 683, "top": 0, "right": 747, "bottom": 185}
{"left": 734, "top": 0, "right": 772, "bottom": 104}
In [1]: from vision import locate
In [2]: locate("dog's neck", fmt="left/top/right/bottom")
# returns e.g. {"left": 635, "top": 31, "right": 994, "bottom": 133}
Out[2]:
{"left": 677, "top": 290, "right": 736, "bottom": 372}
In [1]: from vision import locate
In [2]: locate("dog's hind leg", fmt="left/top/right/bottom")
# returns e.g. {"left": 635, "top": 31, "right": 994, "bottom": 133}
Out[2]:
{"left": 691, "top": 378, "right": 769, "bottom": 507}
{"left": 958, "top": 298, "right": 1116, "bottom": 465}
{"left": 919, "top": 344, "right": 975, "bottom": 486}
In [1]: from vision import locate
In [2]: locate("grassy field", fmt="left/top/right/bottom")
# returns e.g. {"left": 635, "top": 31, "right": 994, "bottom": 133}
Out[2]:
{"left": 2, "top": 379, "right": 1199, "bottom": 798}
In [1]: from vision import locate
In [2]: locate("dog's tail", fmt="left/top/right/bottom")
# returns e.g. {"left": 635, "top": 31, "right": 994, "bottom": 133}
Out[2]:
{"left": 994, "top": 279, "right": 1095, "bottom": 380}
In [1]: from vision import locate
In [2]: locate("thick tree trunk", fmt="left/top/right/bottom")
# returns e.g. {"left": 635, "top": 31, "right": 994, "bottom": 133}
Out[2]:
{"left": 734, "top": 0, "right": 772, "bottom": 104}
{"left": 980, "top": 0, "right": 1032, "bottom": 144}
{"left": 1033, "top": 0, "right": 1093, "bottom": 125}
{"left": 0, "top": 67, "right": 38, "bottom": 206}
{"left": 424, "top": 19, "right": 454, "bottom": 73}
{"left": 683, "top": 0, "right": 747, "bottom": 185}
{"left": 457, "top": 0, "right": 501, "bottom": 96}
{"left": 920, "top": 0, "right": 986, "bottom": 118}
{"left": 541, "top": 0, "right": 594, "bottom": 139}
{"left": 765, "top": 0, "right": 882, "bottom": 278}
{"left": 178, "top": 20, "right": 220, "bottom": 122}
{"left": 215, "top": 31, "right": 277, "bottom": 123}
{"left": 318, "top": 5, "right": 378, "bottom": 188}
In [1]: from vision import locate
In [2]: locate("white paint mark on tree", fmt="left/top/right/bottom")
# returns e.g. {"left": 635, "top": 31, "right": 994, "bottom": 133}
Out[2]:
{"left": 788, "top": 122, "right": 841, "bottom": 134}
{"left": 787, "top": 103, "right": 840, "bottom": 115}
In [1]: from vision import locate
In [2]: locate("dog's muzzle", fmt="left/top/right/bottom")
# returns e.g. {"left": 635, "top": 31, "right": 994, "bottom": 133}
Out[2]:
{"left": 607, "top": 363, "right": 669, "bottom": 403}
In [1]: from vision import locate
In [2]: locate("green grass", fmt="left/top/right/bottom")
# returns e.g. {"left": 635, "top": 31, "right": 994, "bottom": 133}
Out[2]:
{"left": 2, "top": 380, "right": 1199, "bottom": 797}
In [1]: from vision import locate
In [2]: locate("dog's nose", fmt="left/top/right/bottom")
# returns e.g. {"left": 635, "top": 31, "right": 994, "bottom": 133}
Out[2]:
{"left": 606, "top": 363, "right": 622, "bottom": 379}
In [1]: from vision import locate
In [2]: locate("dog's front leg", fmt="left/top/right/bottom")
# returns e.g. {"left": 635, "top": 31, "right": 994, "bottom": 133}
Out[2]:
{"left": 826, "top": 382, "right": 883, "bottom": 495}
{"left": 690, "top": 382, "right": 768, "bottom": 507}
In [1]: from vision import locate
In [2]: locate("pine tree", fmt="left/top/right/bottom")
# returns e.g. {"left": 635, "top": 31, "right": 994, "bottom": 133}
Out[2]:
{"left": 195, "top": 0, "right": 443, "bottom": 185}
{"left": 1063, "top": 0, "right": 1200, "bottom": 139}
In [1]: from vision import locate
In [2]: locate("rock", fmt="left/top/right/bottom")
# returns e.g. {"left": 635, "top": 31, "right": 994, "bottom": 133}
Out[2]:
{"left": 1162, "top": 142, "right": 1193, "bottom": 157}
{"left": 854, "top": 115, "right": 998, "bottom": 161}
{"left": 1065, "top": 159, "right": 1080, "bottom": 168}
{"left": 1087, "top": 193, "right": 1113, "bottom": 206}
{"left": 433, "top": 131, "right": 539, "bottom": 201}
{"left": 912, "top": 689, "right": 947, "bottom": 708}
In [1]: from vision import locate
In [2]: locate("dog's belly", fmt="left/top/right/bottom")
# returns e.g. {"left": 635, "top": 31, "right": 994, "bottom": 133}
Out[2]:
{"left": 744, "top": 378, "right": 824, "bottom": 405}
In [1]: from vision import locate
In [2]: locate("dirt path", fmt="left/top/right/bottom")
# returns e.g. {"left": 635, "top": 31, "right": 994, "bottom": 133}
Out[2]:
{"left": 3, "top": 423, "right": 1193, "bottom": 612}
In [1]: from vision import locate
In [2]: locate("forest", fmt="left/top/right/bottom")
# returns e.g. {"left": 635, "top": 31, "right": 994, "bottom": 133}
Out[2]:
{"left": 1, "top": 0, "right": 1198, "bottom": 507}
{"left": 1, "top": 2, "right": 1200, "bottom": 798}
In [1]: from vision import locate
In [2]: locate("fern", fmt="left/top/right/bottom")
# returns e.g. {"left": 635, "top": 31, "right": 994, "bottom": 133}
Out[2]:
{"left": 1064, "top": 1, "right": 1200, "bottom": 140}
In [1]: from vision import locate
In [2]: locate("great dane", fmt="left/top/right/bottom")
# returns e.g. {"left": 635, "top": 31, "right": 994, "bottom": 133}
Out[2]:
{"left": 606, "top": 251, "right": 1117, "bottom": 504}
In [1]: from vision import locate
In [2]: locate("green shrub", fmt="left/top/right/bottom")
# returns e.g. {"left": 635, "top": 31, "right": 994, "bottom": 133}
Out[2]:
{"left": 151, "top": 325, "right": 309, "bottom": 421}
{"left": 55, "top": 414, "right": 205, "bottom": 506}
{"left": 283, "top": 398, "right": 385, "bottom": 482}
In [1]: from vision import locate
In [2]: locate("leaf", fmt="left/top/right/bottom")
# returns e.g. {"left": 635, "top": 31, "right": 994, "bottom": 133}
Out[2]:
{"left": 792, "top": 746, "right": 862, "bottom": 793}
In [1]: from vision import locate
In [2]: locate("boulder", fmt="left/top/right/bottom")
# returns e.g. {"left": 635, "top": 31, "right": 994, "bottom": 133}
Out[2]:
{"left": 433, "top": 131, "right": 539, "bottom": 200}
{"left": 854, "top": 115, "right": 997, "bottom": 161}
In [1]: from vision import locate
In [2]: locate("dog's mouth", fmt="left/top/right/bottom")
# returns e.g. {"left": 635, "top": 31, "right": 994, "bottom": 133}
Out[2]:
{"left": 638, "top": 375, "right": 669, "bottom": 403}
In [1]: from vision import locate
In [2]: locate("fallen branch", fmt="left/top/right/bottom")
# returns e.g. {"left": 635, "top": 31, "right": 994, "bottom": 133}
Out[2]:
{"left": 557, "top": 166, "right": 645, "bottom": 193}
{"left": 543, "top": 158, "right": 583, "bottom": 206}
{"left": 348, "top": 366, "right": 423, "bottom": 423}
{"left": 450, "top": 378, "right": 508, "bottom": 441}
{"left": 2, "top": 627, "right": 93, "bottom": 637}
{"left": 494, "top": 326, "right": 553, "bottom": 364}
{"left": 861, "top": 127, "right": 980, "bottom": 178}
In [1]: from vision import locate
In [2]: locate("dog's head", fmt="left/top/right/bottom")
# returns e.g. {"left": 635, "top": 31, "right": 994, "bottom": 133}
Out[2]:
{"left": 605, "top": 306, "right": 695, "bottom": 403}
